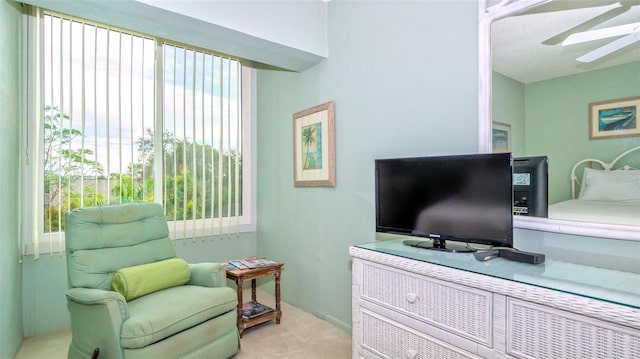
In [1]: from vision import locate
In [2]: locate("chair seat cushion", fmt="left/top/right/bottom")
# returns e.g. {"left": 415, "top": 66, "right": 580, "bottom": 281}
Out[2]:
{"left": 120, "top": 285, "right": 237, "bottom": 349}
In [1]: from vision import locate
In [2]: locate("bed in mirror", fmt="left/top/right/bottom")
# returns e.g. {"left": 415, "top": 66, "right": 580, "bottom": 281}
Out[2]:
{"left": 548, "top": 146, "right": 639, "bottom": 225}
{"left": 478, "top": 0, "right": 640, "bottom": 240}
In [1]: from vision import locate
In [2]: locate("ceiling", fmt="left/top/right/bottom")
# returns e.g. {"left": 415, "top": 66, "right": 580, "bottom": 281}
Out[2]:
{"left": 491, "top": 0, "right": 640, "bottom": 84}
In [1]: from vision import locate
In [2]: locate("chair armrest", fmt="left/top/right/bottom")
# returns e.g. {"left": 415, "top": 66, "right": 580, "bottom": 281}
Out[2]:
{"left": 67, "top": 287, "right": 126, "bottom": 305}
{"left": 188, "top": 263, "right": 227, "bottom": 288}
{"left": 67, "top": 287, "right": 128, "bottom": 322}
{"left": 66, "top": 288, "right": 128, "bottom": 359}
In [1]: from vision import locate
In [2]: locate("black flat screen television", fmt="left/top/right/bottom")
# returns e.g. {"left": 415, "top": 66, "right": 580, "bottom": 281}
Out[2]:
{"left": 513, "top": 156, "right": 548, "bottom": 218}
{"left": 375, "top": 152, "right": 513, "bottom": 252}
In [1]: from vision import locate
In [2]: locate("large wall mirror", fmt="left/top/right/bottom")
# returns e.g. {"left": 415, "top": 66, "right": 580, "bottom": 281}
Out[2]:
{"left": 479, "top": 0, "right": 640, "bottom": 240}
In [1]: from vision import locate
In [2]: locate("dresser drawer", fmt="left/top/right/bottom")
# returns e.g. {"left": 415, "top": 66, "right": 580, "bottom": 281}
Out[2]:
{"left": 359, "top": 261, "right": 492, "bottom": 346}
{"left": 359, "top": 308, "right": 483, "bottom": 359}
{"left": 507, "top": 298, "right": 640, "bottom": 359}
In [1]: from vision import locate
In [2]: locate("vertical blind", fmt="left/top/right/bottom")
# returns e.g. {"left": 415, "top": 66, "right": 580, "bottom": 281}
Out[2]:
{"left": 161, "top": 44, "right": 243, "bottom": 242}
{"left": 34, "top": 11, "right": 243, "bottom": 258}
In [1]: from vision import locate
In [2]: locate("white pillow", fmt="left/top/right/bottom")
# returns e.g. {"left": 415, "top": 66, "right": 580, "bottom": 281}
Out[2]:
{"left": 579, "top": 168, "right": 640, "bottom": 203}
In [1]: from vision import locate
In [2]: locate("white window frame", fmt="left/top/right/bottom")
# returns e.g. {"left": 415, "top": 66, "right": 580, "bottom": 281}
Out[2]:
{"left": 21, "top": 8, "right": 257, "bottom": 256}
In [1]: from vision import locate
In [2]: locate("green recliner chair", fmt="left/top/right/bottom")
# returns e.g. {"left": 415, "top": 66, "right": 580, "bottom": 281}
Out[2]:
{"left": 64, "top": 202, "right": 240, "bottom": 359}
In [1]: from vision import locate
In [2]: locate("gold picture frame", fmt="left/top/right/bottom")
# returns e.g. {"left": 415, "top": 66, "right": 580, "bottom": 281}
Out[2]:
{"left": 293, "top": 101, "right": 336, "bottom": 187}
{"left": 589, "top": 96, "right": 640, "bottom": 140}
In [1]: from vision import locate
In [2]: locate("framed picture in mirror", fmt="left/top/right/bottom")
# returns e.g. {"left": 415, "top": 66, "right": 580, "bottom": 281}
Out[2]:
{"left": 492, "top": 122, "right": 511, "bottom": 153}
{"left": 589, "top": 96, "right": 640, "bottom": 140}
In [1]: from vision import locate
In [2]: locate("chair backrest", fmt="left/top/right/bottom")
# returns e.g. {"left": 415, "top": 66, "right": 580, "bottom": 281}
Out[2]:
{"left": 65, "top": 202, "right": 176, "bottom": 290}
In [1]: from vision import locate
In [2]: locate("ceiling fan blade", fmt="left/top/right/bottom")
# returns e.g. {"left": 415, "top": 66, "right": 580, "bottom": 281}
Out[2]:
{"left": 563, "top": 22, "right": 640, "bottom": 46}
{"left": 542, "top": 4, "right": 630, "bottom": 46}
{"left": 576, "top": 31, "right": 640, "bottom": 63}
{"left": 521, "top": 0, "right": 633, "bottom": 15}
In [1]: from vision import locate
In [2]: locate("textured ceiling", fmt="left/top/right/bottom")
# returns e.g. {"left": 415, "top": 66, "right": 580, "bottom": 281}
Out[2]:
{"left": 492, "top": 0, "right": 640, "bottom": 84}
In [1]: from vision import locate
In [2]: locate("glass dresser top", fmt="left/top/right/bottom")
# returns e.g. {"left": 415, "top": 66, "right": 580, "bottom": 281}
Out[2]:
{"left": 355, "top": 238, "right": 640, "bottom": 309}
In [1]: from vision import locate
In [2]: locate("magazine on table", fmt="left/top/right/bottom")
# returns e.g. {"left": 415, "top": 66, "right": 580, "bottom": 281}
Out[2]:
{"left": 227, "top": 260, "right": 249, "bottom": 270}
{"left": 228, "top": 256, "right": 278, "bottom": 269}
{"left": 242, "top": 301, "right": 274, "bottom": 319}
{"left": 239, "top": 256, "right": 278, "bottom": 268}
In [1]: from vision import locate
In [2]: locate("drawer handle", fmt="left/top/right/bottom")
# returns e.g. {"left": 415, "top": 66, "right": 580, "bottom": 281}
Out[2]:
{"left": 406, "top": 293, "right": 417, "bottom": 303}
{"left": 406, "top": 349, "right": 417, "bottom": 359}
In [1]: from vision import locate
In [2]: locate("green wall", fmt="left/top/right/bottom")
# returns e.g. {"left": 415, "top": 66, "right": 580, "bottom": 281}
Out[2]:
{"left": 492, "top": 72, "right": 525, "bottom": 155}
{"left": 0, "top": 0, "right": 24, "bottom": 357}
{"left": 255, "top": 1, "right": 479, "bottom": 331}
{"left": 494, "top": 62, "right": 640, "bottom": 204}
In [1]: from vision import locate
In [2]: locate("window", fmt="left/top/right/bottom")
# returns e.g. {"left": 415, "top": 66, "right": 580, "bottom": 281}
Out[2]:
{"left": 24, "top": 10, "right": 254, "bottom": 258}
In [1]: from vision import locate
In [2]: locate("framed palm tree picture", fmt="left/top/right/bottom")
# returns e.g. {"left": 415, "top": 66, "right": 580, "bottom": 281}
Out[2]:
{"left": 293, "top": 101, "right": 336, "bottom": 187}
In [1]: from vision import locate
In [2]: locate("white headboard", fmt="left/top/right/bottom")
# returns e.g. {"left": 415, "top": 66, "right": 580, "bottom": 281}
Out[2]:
{"left": 571, "top": 146, "right": 640, "bottom": 199}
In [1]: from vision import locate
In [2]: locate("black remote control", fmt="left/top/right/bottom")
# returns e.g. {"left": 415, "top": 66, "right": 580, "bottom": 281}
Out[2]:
{"left": 499, "top": 249, "right": 545, "bottom": 264}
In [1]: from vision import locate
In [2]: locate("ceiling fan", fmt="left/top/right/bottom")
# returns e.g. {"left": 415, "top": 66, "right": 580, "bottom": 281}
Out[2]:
{"left": 562, "top": 21, "right": 640, "bottom": 63}
{"left": 525, "top": 0, "right": 639, "bottom": 64}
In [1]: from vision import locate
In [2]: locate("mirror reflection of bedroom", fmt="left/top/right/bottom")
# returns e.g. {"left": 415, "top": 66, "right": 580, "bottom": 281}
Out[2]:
{"left": 490, "top": 0, "right": 640, "bottom": 227}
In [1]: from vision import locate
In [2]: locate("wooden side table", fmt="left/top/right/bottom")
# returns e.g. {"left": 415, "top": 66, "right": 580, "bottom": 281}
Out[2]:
{"left": 225, "top": 262, "right": 284, "bottom": 337}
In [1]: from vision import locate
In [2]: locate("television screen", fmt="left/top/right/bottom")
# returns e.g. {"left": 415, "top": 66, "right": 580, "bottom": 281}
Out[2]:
{"left": 375, "top": 152, "right": 513, "bottom": 251}
{"left": 513, "top": 156, "right": 548, "bottom": 217}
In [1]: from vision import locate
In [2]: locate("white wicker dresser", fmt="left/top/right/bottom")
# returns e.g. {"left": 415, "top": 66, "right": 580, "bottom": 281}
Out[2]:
{"left": 351, "top": 239, "right": 640, "bottom": 359}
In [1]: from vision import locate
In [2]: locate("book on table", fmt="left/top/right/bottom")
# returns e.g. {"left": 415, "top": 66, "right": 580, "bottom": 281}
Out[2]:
{"left": 228, "top": 256, "right": 278, "bottom": 269}
{"left": 242, "top": 301, "right": 274, "bottom": 319}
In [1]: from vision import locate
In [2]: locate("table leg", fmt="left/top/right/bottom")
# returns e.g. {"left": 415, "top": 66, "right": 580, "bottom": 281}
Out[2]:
{"left": 236, "top": 277, "right": 244, "bottom": 336}
{"left": 251, "top": 279, "right": 257, "bottom": 303}
{"left": 275, "top": 268, "right": 282, "bottom": 324}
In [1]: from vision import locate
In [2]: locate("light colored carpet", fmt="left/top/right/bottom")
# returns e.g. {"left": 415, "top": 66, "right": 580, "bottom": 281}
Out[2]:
{"left": 15, "top": 289, "right": 352, "bottom": 359}
{"left": 233, "top": 292, "right": 352, "bottom": 359}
